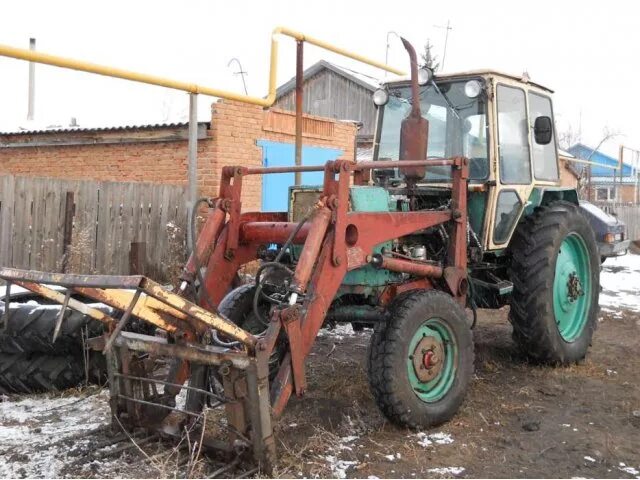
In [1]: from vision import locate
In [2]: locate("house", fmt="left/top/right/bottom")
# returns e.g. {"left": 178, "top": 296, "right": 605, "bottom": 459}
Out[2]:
{"left": 274, "top": 60, "right": 378, "bottom": 150}
{"left": 567, "top": 143, "right": 638, "bottom": 203}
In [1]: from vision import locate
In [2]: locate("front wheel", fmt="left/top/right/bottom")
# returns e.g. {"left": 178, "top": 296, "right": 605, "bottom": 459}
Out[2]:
{"left": 509, "top": 201, "right": 600, "bottom": 364}
{"left": 367, "top": 290, "right": 474, "bottom": 429}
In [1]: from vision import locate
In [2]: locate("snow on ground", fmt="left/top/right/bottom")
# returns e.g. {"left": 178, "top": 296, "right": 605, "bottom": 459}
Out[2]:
{"left": 427, "top": 466, "right": 465, "bottom": 476}
{"left": 413, "top": 431, "right": 454, "bottom": 448}
{"left": 0, "top": 390, "right": 112, "bottom": 478}
{"left": 600, "top": 253, "right": 640, "bottom": 313}
{"left": 317, "top": 323, "right": 360, "bottom": 340}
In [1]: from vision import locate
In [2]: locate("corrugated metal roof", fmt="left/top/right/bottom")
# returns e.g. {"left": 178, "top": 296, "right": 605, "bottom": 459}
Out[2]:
{"left": 276, "top": 60, "right": 380, "bottom": 99}
{"left": 0, "top": 121, "right": 209, "bottom": 136}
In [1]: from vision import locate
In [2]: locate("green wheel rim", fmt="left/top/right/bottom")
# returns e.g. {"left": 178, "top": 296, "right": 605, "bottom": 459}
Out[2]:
{"left": 553, "top": 233, "right": 592, "bottom": 342}
{"left": 406, "top": 318, "right": 457, "bottom": 403}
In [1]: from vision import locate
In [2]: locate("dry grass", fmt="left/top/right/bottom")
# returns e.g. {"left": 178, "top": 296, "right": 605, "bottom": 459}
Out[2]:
{"left": 57, "top": 224, "right": 97, "bottom": 274}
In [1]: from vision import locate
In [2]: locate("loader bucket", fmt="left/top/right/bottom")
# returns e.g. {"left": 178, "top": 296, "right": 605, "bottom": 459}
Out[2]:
{"left": 0, "top": 267, "right": 276, "bottom": 473}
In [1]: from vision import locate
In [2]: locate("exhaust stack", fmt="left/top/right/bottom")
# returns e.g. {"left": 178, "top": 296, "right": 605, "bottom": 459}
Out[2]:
{"left": 398, "top": 37, "right": 429, "bottom": 184}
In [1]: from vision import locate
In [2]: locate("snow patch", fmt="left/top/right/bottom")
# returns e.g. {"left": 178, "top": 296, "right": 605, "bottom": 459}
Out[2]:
{"left": 618, "top": 462, "right": 640, "bottom": 478}
{"left": 317, "top": 323, "right": 358, "bottom": 340}
{"left": 414, "top": 431, "right": 454, "bottom": 447}
{"left": 428, "top": 466, "right": 465, "bottom": 476}
{"left": 0, "top": 390, "right": 111, "bottom": 478}
{"left": 324, "top": 455, "right": 358, "bottom": 479}
{"left": 600, "top": 254, "right": 640, "bottom": 313}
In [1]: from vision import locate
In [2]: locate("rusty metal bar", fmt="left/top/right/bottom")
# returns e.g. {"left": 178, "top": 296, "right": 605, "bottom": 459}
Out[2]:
{"left": 242, "top": 158, "right": 456, "bottom": 176}
{"left": 239, "top": 222, "right": 310, "bottom": 245}
{"left": 104, "top": 289, "right": 142, "bottom": 352}
{"left": 244, "top": 165, "right": 326, "bottom": 175}
{"left": 140, "top": 278, "right": 257, "bottom": 348}
{"left": 294, "top": 40, "right": 304, "bottom": 186}
{"left": 1, "top": 282, "right": 10, "bottom": 330}
{"left": 11, "top": 281, "right": 118, "bottom": 327}
{"left": 370, "top": 254, "right": 444, "bottom": 278}
{"left": 289, "top": 207, "right": 332, "bottom": 296}
{"left": 112, "top": 331, "right": 252, "bottom": 370}
{"left": 0, "top": 267, "right": 144, "bottom": 289}
{"left": 116, "top": 393, "right": 202, "bottom": 418}
{"left": 112, "top": 372, "right": 224, "bottom": 403}
{"left": 355, "top": 159, "right": 454, "bottom": 170}
{"left": 51, "top": 289, "right": 72, "bottom": 342}
{"left": 73, "top": 287, "right": 183, "bottom": 334}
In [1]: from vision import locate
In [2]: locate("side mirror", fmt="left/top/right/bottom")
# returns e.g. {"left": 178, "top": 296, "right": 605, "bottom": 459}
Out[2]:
{"left": 533, "top": 116, "right": 553, "bottom": 145}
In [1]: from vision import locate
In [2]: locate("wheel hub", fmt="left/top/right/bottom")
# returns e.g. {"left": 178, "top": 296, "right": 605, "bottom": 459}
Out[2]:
{"left": 412, "top": 336, "right": 444, "bottom": 382}
{"left": 566, "top": 272, "right": 584, "bottom": 302}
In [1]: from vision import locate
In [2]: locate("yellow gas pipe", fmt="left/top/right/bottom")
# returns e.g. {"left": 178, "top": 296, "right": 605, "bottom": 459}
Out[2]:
{"left": 0, "top": 27, "right": 405, "bottom": 105}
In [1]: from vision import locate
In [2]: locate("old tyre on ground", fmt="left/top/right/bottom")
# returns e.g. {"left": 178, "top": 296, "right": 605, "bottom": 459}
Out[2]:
{"left": 509, "top": 201, "right": 600, "bottom": 364}
{"left": 0, "top": 353, "right": 86, "bottom": 394}
{"left": 367, "top": 289, "right": 474, "bottom": 429}
{"left": 0, "top": 304, "right": 109, "bottom": 355}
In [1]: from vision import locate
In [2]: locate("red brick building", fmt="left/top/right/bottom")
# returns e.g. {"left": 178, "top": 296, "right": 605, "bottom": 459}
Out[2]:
{"left": 0, "top": 100, "right": 357, "bottom": 211}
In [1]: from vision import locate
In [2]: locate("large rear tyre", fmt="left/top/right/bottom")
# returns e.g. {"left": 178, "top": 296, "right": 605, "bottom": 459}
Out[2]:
{"left": 0, "top": 353, "right": 85, "bottom": 394}
{"left": 367, "top": 290, "right": 474, "bottom": 429}
{"left": 509, "top": 201, "right": 600, "bottom": 364}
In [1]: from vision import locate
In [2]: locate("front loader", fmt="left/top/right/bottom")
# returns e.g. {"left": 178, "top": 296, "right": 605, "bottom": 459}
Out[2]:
{"left": 0, "top": 32, "right": 600, "bottom": 474}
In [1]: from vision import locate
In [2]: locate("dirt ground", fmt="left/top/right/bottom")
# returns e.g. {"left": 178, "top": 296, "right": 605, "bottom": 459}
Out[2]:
{"left": 1, "top": 258, "right": 639, "bottom": 478}
{"left": 274, "top": 307, "right": 640, "bottom": 479}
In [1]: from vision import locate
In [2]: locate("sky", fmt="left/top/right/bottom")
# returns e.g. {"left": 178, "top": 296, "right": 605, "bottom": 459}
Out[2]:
{"left": 0, "top": 0, "right": 638, "bottom": 160}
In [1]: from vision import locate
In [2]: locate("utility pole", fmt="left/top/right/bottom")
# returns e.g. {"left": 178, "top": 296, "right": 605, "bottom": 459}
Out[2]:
{"left": 433, "top": 20, "right": 453, "bottom": 71}
{"left": 27, "top": 38, "right": 35, "bottom": 121}
{"left": 384, "top": 31, "right": 398, "bottom": 77}
{"left": 227, "top": 57, "right": 248, "bottom": 95}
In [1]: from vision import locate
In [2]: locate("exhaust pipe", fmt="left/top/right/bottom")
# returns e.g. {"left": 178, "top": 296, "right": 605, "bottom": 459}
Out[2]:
{"left": 398, "top": 37, "right": 429, "bottom": 184}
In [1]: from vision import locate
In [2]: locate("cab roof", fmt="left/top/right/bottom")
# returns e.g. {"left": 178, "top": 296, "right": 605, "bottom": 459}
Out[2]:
{"left": 386, "top": 69, "right": 554, "bottom": 93}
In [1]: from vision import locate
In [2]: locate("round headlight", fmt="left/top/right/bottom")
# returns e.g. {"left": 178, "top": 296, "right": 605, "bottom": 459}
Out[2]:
{"left": 417, "top": 67, "right": 433, "bottom": 86}
{"left": 372, "top": 88, "right": 389, "bottom": 106}
{"left": 464, "top": 80, "right": 483, "bottom": 98}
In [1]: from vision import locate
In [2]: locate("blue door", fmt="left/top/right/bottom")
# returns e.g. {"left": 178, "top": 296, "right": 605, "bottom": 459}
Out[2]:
{"left": 258, "top": 140, "right": 343, "bottom": 212}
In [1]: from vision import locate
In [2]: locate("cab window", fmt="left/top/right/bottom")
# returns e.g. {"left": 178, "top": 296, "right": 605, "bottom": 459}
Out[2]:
{"left": 529, "top": 92, "right": 559, "bottom": 181}
{"left": 497, "top": 85, "right": 531, "bottom": 184}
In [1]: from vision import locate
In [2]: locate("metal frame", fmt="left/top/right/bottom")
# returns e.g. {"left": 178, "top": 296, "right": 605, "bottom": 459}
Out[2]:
{"left": 0, "top": 155, "right": 469, "bottom": 471}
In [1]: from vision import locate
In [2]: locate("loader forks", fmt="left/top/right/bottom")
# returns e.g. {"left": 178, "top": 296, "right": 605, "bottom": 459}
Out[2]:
{"left": 0, "top": 156, "right": 469, "bottom": 471}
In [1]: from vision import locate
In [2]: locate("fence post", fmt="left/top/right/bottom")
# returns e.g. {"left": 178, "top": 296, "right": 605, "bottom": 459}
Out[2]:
{"left": 61, "top": 191, "right": 75, "bottom": 272}
{"left": 129, "top": 241, "right": 146, "bottom": 275}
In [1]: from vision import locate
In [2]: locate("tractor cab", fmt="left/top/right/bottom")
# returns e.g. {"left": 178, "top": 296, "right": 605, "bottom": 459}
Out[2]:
{"left": 371, "top": 70, "right": 573, "bottom": 252}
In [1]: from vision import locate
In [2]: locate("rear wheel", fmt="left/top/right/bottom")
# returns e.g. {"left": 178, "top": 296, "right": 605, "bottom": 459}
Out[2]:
{"left": 367, "top": 290, "right": 474, "bottom": 429}
{"left": 509, "top": 201, "right": 600, "bottom": 364}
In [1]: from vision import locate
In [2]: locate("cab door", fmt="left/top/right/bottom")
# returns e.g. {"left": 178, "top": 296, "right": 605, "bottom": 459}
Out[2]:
{"left": 486, "top": 82, "right": 533, "bottom": 249}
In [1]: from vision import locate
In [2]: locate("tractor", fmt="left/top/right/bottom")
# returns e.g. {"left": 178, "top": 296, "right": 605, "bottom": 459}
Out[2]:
{"left": 0, "top": 37, "right": 599, "bottom": 473}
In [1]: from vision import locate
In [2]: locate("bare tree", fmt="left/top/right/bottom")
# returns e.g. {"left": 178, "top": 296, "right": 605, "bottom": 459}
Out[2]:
{"left": 558, "top": 124, "right": 581, "bottom": 150}
{"left": 420, "top": 40, "right": 440, "bottom": 72}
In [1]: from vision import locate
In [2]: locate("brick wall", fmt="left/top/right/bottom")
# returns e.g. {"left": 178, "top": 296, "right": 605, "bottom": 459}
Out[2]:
{"left": 210, "top": 100, "right": 356, "bottom": 210}
{"left": 0, "top": 101, "right": 357, "bottom": 211}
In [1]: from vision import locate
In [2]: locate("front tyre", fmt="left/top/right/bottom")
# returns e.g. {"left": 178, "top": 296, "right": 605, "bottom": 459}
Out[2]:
{"left": 509, "top": 201, "right": 600, "bottom": 364}
{"left": 367, "top": 290, "right": 474, "bottom": 429}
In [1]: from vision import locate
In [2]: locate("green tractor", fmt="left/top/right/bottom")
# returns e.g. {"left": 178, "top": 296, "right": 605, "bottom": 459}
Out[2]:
{"left": 281, "top": 64, "right": 600, "bottom": 429}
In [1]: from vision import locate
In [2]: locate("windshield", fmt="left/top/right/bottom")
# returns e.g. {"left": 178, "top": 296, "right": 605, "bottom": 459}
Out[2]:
{"left": 376, "top": 79, "right": 489, "bottom": 181}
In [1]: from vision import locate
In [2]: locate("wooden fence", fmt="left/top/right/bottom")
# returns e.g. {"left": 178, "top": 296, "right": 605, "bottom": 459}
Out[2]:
{"left": 594, "top": 202, "right": 640, "bottom": 241}
{"left": 0, "top": 175, "right": 187, "bottom": 281}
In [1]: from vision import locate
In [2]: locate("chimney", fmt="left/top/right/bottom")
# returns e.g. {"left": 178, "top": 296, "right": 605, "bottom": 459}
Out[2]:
{"left": 27, "top": 38, "right": 35, "bottom": 121}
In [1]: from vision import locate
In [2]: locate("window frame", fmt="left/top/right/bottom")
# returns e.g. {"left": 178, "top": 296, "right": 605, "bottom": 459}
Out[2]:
{"left": 492, "top": 188, "right": 524, "bottom": 244}
{"left": 528, "top": 91, "right": 560, "bottom": 181}
{"left": 496, "top": 83, "right": 533, "bottom": 186}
